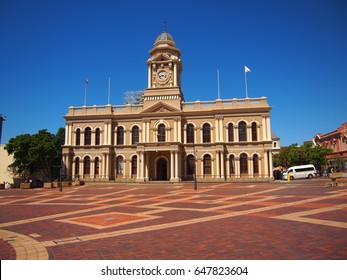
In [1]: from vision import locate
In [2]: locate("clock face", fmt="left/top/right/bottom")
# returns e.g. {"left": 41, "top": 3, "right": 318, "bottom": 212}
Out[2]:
{"left": 157, "top": 70, "right": 168, "bottom": 81}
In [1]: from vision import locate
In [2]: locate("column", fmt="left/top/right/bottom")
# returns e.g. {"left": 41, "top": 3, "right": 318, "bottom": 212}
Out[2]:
{"left": 90, "top": 159, "right": 95, "bottom": 179}
{"left": 174, "top": 151, "right": 179, "bottom": 179}
{"left": 104, "top": 123, "right": 109, "bottom": 145}
{"left": 170, "top": 151, "right": 174, "bottom": 180}
{"left": 247, "top": 124, "right": 252, "bottom": 142}
{"left": 235, "top": 157, "right": 240, "bottom": 178}
{"left": 136, "top": 152, "right": 140, "bottom": 179}
{"left": 145, "top": 153, "right": 149, "bottom": 181}
{"left": 148, "top": 65, "right": 151, "bottom": 88}
{"left": 215, "top": 118, "right": 219, "bottom": 142}
{"left": 219, "top": 118, "right": 224, "bottom": 142}
{"left": 68, "top": 124, "right": 73, "bottom": 145}
{"left": 249, "top": 158, "right": 253, "bottom": 178}
{"left": 268, "top": 150, "right": 273, "bottom": 178}
{"left": 174, "top": 119, "right": 177, "bottom": 142}
{"left": 142, "top": 121, "right": 146, "bottom": 143}
{"left": 234, "top": 126, "right": 239, "bottom": 142}
{"left": 72, "top": 160, "right": 76, "bottom": 179}
{"left": 105, "top": 153, "right": 109, "bottom": 180}
{"left": 264, "top": 150, "right": 269, "bottom": 178}
{"left": 178, "top": 119, "right": 182, "bottom": 143}
{"left": 220, "top": 151, "right": 225, "bottom": 179}
{"left": 173, "top": 63, "right": 177, "bottom": 86}
{"left": 266, "top": 116, "right": 271, "bottom": 141}
{"left": 259, "top": 157, "right": 263, "bottom": 178}
{"left": 262, "top": 116, "right": 266, "bottom": 141}
{"left": 215, "top": 151, "right": 220, "bottom": 178}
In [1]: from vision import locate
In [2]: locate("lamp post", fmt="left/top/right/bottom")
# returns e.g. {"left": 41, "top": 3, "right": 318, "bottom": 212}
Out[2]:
{"left": 59, "top": 156, "right": 63, "bottom": 192}
{"left": 194, "top": 149, "right": 197, "bottom": 190}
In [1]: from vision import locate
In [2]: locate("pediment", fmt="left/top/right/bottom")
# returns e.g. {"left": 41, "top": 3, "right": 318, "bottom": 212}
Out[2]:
{"left": 148, "top": 53, "right": 172, "bottom": 63}
{"left": 141, "top": 101, "right": 180, "bottom": 114}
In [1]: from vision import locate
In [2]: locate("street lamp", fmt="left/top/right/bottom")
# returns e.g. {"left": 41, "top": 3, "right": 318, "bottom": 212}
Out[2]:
{"left": 194, "top": 149, "right": 197, "bottom": 190}
{"left": 59, "top": 156, "right": 64, "bottom": 192}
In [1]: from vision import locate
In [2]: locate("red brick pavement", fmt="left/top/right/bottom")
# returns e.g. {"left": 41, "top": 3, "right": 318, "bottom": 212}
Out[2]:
{"left": 0, "top": 180, "right": 346, "bottom": 260}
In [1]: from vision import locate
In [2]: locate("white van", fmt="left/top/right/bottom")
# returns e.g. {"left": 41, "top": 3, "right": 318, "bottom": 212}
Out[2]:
{"left": 282, "top": 164, "right": 317, "bottom": 180}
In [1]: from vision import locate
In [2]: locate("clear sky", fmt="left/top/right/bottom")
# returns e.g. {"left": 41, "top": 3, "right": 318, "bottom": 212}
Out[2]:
{"left": 0, "top": 0, "right": 346, "bottom": 146}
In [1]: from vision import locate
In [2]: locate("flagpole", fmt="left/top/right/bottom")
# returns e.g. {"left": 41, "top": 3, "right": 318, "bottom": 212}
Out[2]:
{"left": 244, "top": 66, "right": 251, "bottom": 98}
{"left": 217, "top": 69, "right": 221, "bottom": 99}
{"left": 84, "top": 77, "right": 88, "bottom": 106}
{"left": 244, "top": 69, "right": 248, "bottom": 98}
{"left": 108, "top": 77, "right": 111, "bottom": 105}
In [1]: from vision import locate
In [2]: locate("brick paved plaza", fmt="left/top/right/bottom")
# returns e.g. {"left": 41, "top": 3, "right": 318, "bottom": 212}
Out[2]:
{"left": 0, "top": 180, "right": 346, "bottom": 260}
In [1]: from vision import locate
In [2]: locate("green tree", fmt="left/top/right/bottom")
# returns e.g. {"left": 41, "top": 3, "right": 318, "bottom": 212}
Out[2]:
{"left": 273, "top": 142, "right": 332, "bottom": 169}
{"left": 5, "top": 128, "right": 65, "bottom": 181}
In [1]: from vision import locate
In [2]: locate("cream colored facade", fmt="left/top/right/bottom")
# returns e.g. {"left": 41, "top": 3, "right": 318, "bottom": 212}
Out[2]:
{"left": 0, "top": 145, "right": 14, "bottom": 184}
{"left": 63, "top": 31, "right": 274, "bottom": 182}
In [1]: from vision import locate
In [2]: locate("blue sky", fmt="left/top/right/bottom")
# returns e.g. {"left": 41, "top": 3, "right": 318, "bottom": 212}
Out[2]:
{"left": 0, "top": 0, "right": 346, "bottom": 146}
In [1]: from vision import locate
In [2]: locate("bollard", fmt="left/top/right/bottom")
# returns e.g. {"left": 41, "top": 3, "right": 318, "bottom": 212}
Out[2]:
{"left": 287, "top": 172, "right": 291, "bottom": 182}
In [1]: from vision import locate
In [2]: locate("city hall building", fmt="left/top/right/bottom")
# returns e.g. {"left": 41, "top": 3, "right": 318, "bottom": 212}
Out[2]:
{"left": 62, "top": 31, "right": 275, "bottom": 182}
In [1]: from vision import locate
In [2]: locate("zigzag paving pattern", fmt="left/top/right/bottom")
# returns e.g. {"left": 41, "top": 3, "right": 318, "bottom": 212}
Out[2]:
{"left": 0, "top": 180, "right": 346, "bottom": 259}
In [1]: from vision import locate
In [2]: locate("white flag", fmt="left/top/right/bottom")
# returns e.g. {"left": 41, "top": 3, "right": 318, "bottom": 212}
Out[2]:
{"left": 244, "top": 66, "right": 251, "bottom": 73}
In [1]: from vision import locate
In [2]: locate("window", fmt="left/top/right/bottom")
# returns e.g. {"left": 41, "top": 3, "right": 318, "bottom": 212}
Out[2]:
{"left": 132, "top": 126, "right": 139, "bottom": 144}
{"left": 252, "top": 122, "right": 257, "bottom": 141}
{"left": 84, "top": 156, "right": 91, "bottom": 175}
{"left": 202, "top": 123, "right": 211, "bottom": 143}
{"left": 75, "top": 157, "right": 80, "bottom": 176}
{"left": 94, "top": 157, "right": 100, "bottom": 176}
{"left": 116, "top": 156, "right": 124, "bottom": 175}
{"left": 158, "top": 124, "right": 165, "bottom": 142}
{"left": 203, "top": 154, "right": 212, "bottom": 175}
{"left": 117, "top": 127, "right": 124, "bottom": 145}
{"left": 238, "top": 121, "right": 247, "bottom": 142}
{"left": 84, "top": 127, "right": 91, "bottom": 145}
{"left": 240, "top": 153, "right": 248, "bottom": 174}
{"left": 228, "top": 123, "right": 234, "bottom": 142}
{"left": 187, "top": 155, "right": 195, "bottom": 176}
{"left": 229, "top": 155, "right": 235, "bottom": 174}
{"left": 131, "top": 156, "right": 137, "bottom": 175}
{"left": 186, "top": 124, "right": 195, "bottom": 143}
{"left": 76, "top": 129, "right": 81, "bottom": 146}
{"left": 95, "top": 128, "right": 100, "bottom": 145}
{"left": 253, "top": 154, "right": 259, "bottom": 174}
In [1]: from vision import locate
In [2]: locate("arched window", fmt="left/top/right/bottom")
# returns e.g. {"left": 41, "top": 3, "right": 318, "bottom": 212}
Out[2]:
{"left": 117, "top": 127, "right": 124, "bottom": 145}
{"left": 84, "top": 156, "right": 91, "bottom": 175}
{"left": 94, "top": 157, "right": 100, "bottom": 176}
{"left": 75, "top": 157, "right": 80, "bottom": 177}
{"left": 84, "top": 127, "right": 91, "bottom": 145}
{"left": 132, "top": 126, "right": 139, "bottom": 144}
{"left": 229, "top": 155, "right": 235, "bottom": 174}
{"left": 116, "top": 156, "right": 124, "bottom": 175}
{"left": 203, "top": 154, "right": 212, "bottom": 175}
{"left": 186, "top": 124, "right": 195, "bottom": 143}
{"left": 228, "top": 123, "right": 234, "bottom": 142}
{"left": 131, "top": 156, "right": 137, "bottom": 176}
{"left": 252, "top": 122, "right": 257, "bottom": 141}
{"left": 202, "top": 123, "right": 211, "bottom": 143}
{"left": 240, "top": 153, "right": 248, "bottom": 174}
{"left": 253, "top": 154, "right": 259, "bottom": 174}
{"left": 158, "top": 124, "right": 165, "bottom": 142}
{"left": 238, "top": 121, "right": 247, "bottom": 142}
{"left": 76, "top": 129, "right": 81, "bottom": 146}
{"left": 187, "top": 155, "right": 195, "bottom": 176}
{"left": 95, "top": 128, "right": 100, "bottom": 145}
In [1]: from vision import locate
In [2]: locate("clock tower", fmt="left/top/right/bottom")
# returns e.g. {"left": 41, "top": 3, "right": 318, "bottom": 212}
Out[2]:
{"left": 143, "top": 29, "right": 183, "bottom": 110}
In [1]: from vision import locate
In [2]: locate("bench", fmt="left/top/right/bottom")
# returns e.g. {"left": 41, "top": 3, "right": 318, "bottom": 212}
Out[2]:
{"left": 326, "top": 172, "right": 343, "bottom": 187}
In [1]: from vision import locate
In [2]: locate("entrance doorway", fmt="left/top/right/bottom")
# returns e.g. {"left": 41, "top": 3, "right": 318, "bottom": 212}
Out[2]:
{"left": 156, "top": 158, "right": 168, "bottom": 180}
